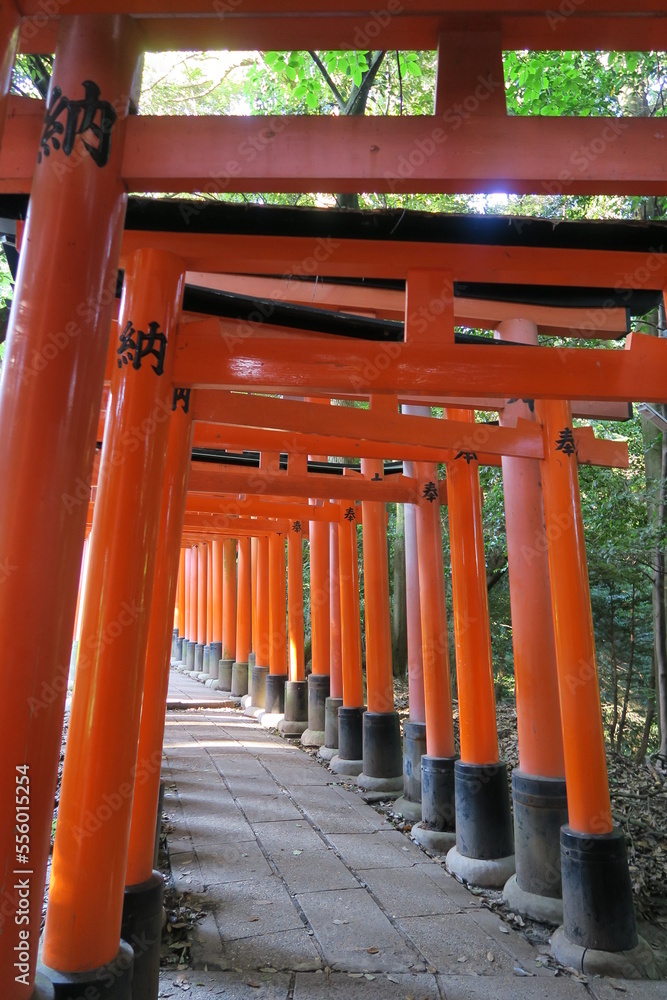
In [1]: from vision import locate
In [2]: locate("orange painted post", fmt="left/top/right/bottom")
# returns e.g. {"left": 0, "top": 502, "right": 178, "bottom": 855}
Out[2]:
{"left": 204, "top": 539, "right": 213, "bottom": 675}
{"left": 412, "top": 460, "right": 457, "bottom": 848}
{"left": 265, "top": 531, "right": 287, "bottom": 714}
{"left": 232, "top": 536, "right": 252, "bottom": 696}
{"left": 124, "top": 386, "right": 194, "bottom": 998}
{"left": 173, "top": 546, "right": 186, "bottom": 662}
{"left": 537, "top": 399, "right": 643, "bottom": 964}
{"left": 0, "top": 1, "right": 19, "bottom": 149}
{"left": 282, "top": 521, "right": 308, "bottom": 734}
{"left": 331, "top": 502, "right": 365, "bottom": 775}
{"left": 0, "top": 16, "right": 140, "bottom": 997}
{"left": 186, "top": 545, "right": 198, "bottom": 670}
{"left": 183, "top": 545, "right": 191, "bottom": 650}
{"left": 304, "top": 512, "right": 330, "bottom": 746}
{"left": 321, "top": 521, "right": 344, "bottom": 758}
{"left": 195, "top": 543, "right": 207, "bottom": 673}
{"left": 444, "top": 410, "right": 514, "bottom": 885}
{"left": 250, "top": 535, "right": 259, "bottom": 666}
{"left": 358, "top": 459, "right": 403, "bottom": 792}
{"left": 219, "top": 537, "right": 237, "bottom": 691}
{"left": 399, "top": 411, "right": 428, "bottom": 819}
{"left": 210, "top": 538, "right": 223, "bottom": 674}
{"left": 250, "top": 535, "right": 270, "bottom": 707}
{"left": 41, "top": 248, "right": 186, "bottom": 990}
{"left": 497, "top": 319, "right": 567, "bottom": 916}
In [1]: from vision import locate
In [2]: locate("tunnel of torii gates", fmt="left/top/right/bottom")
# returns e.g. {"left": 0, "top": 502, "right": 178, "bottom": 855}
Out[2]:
{"left": 2, "top": 4, "right": 667, "bottom": 999}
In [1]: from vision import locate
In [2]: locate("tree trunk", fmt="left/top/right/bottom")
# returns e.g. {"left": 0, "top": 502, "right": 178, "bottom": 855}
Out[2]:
{"left": 616, "top": 583, "right": 635, "bottom": 752}
{"left": 635, "top": 652, "right": 657, "bottom": 763}
{"left": 654, "top": 427, "right": 667, "bottom": 763}
{"left": 392, "top": 502, "right": 408, "bottom": 678}
{"left": 609, "top": 586, "right": 619, "bottom": 745}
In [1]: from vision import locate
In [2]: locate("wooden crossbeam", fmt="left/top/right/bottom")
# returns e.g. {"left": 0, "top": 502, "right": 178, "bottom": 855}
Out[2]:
{"left": 16, "top": 4, "right": 667, "bottom": 54}
{"left": 5, "top": 106, "right": 667, "bottom": 196}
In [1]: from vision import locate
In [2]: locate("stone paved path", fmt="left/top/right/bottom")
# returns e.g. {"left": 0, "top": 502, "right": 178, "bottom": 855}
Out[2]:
{"left": 158, "top": 674, "right": 664, "bottom": 1000}
{"left": 166, "top": 668, "right": 237, "bottom": 710}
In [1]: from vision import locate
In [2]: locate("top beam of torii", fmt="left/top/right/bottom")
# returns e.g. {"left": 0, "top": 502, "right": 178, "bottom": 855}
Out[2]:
{"left": 13, "top": 2, "right": 667, "bottom": 53}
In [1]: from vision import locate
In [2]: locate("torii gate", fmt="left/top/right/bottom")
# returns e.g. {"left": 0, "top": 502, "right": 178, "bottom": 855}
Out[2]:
{"left": 0, "top": 6, "right": 665, "bottom": 998}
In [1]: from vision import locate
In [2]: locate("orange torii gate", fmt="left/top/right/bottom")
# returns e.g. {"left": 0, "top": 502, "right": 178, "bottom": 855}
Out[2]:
{"left": 0, "top": 7, "right": 665, "bottom": 997}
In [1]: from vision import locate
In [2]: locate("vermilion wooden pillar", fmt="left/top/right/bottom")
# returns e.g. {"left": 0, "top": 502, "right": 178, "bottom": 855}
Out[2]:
{"left": 538, "top": 399, "right": 643, "bottom": 965}
{"left": 250, "top": 535, "right": 270, "bottom": 707}
{"left": 220, "top": 537, "right": 237, "bottom": 691}
{"left": 320, "top": 521, "right": 343, "bottom": 759}
{"left": 184, "top": 546, "right": 191, "bottom": 646}
{"left": 265, "top": 531, "right": 287, "bottom": 714}
{"left": 124, "top": 387, "right": 194, "bottom": 997}
{"left": 210, "top": 538, "right": 223, "bottom": 673}
{"left": 195, "top": 543, "right": 207, "bottom": 672}
{"left": 0, "top": 16, "right": 140, "bottom": 997}
{"left": 204, "top": 539, "right": 213, "bottom": 675}
{"left": 232, "top": 536, "right": 251, "bottom": 696}
{"left": 0, "top": 1, "right": 19, "bottom": 148}
{"left": 398, "top": 412, "right": 428, "bottom": 819}
{"left": 41, "top": 249, "right": 186, "bottom": 988}
{"left": 186, "top": 544, "right": 198, "bottom": 670}
{"left": 331, "top": 503, "right": 365, "bottom": 775}
{"left": 497, "top": 319, "right": 567, "bottom": 918}
{"left": 250, "top": 536, "right": 259, "bottom": 664}
{"left": 444, "top": 410, "right": 514, "bottom": 886}
{"left": 281, "top": 520, "right": 308, "bottom": 734}
{"left": 412, "top": 460, "right": 457, "bottom": 849}
{"left": 304, "top": 509, "right": 330, "bottom": 746}
{"left": 174, "top": 546, "right": 186, "bottom": 661}
{"left": 358, "top": 459, "right": 402, "bottom": 791}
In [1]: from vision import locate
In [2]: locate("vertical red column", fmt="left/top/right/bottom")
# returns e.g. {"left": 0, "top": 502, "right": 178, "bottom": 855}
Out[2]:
{"left": 281, "top": 521, "right": 308, "bottom": 735}
{"left": 220, "top": 537, "right": 237, "bottom": 691}
{"left": 204, "top": 540, "right": 213, "bottom": 675}
{"left": 195, "top": 543, "right": 207, "bottom": 672}
{"left": 305, "top": 511, "right": 330, "bottom": 746}
{"left": 0, "top": 16, "right": 140, "bottom": 996}
{"left": 124, "top": 387, "right": 194, "bottom": 997}
{"left": 250, "top": 535, "right": 270, "bottom": 708}
{"left": 537, "top": 398, "right": 643, "bottom": 964}
{"left": 232, "top": 536, "right": 252, "bottom": 697}
{"left": 186, "top": 544, "right": 198, "bottom": 671}
{"left": 332, "top": 503, "right": 365, "bottom": 774}
{"left": 359, "top": 459, "right": 402, "bottom": 791}
{"left": 210, "top": 538, "right": 223, "bottom": 678}
{"left": 41, "top": 249, "right": 186, "bottom": 986}
{"left": 175, "top": 546, "right": 186, "bottom": 661}
{"left": 320, "top": 520, "right": 344, "bottom": 759}
{"left": 250, "top": 536, "right": 259, "bottom": 664}
{"left": 497, "top": 320, "right": 567, "bottom": 916}
{"left": 444, "top": 410, "right": 514, "bottom": 885}
{"left": 0, "top": 1, "right": 19, "bottom": 148}
{"left": 266, "top": 531, "right": 287, "bottom": 714}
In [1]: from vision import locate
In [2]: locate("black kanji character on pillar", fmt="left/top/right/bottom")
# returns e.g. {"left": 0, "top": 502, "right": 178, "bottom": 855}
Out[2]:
{"left": 555, "top": 427, "right": 577, "bottom": 457}
{"left": 117, "top": 320, "right": 137, "bottom": 368}
{"left": 117, "top": 320, "right": 167, "bottom": 376}
{"left": 344, "top": 506, "right": 356, "bottom": 522}
{"left": 422, "top": 481, "right": 438, "bottom": 502}
{"left": 38, "top": 80, "right": 117, "bottom": 167}
{"left": 292, "top": 520, "right": 302, "bottom": 534}
{"left": 172, "top": 388, "right": 191, "bottom": 413}
{"left": 135, "top": 321, "right": 167, "bottom": 376}
{"left": 454, "top": 450, "right": 478, "bottom": 464}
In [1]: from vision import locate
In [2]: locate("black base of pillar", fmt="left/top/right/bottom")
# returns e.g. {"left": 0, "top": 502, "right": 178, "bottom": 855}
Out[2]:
{"left": 209, "top": 641, "right": 223, "bottom": 665}
{"left": 454, "top": 760, "right": 514, "bottom": 860}
{"left": 186, "top": 641, "right": 196, "bottom": 670}
{"left": 362, "top": 711, "right": 402, "bottom": 779}
{"left": 561, "top": 825, "right": 638, "bottom": 952}
{"left": 251, "top": 665, "right": 269, "bottom": 708}
{"left": 39, "top": 942, "right": 134, "bottom": 1000}
{"left": 308, "top": 673, "right": 330, "bottom": 733}
{"left": 284, "top": 680, "right": 308, "bottom": 722}
{"left": 324, "top": 697, "right": 343, "bottom": 749}
{"left": 219, "top": 658, "right": 234, "bottom": 691}
{"left": 170, "top": 628, "right": 181, "bottom": 660}
{"left": 121, "top": 871, "right": 164, "bottom": 1000}
{"left": 265, "top": 673, "right": 287, "bottom": 713}
{"left": 512, "top": 770, "right": 567, "bottom": 899}
{"left": 421, "top": 755, "right": 457, "bottom": 831}
{"left": 31, "top": 974, "right": 55, "bottom": 1000}
{"left": 248, "top": 651, "right": 256, "bottom": 668}
{"left": 403, "top": 721, "right": 427, "bottom": 803}
{"left": 194, "top": 643, "right": 204, "bottom": 672}
{"left": 203, "top": 645, "right": 210, "bottom": 673}
{"left": 177, "top": 637, "right": 187, "bottom": 662}
{"left": 338, "top": 706, "right": 364, "bottom": 761}
{"left": 231, "top": 661, "right": 249, "bottom": 697}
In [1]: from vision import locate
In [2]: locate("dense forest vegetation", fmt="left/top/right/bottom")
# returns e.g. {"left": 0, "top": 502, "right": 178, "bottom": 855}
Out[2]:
{"left": 3, "top": 45, "right": 666, "bottom": 766}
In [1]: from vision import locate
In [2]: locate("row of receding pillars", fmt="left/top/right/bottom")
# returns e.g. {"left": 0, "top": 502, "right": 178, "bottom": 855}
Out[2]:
{"left": 0, "top": 15, "right": 655, "bottom": 1000}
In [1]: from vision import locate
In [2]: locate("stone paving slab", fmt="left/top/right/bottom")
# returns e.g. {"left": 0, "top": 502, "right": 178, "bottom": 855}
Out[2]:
{"left": 160, "top": 676, "right": 664, "bottom": 997}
